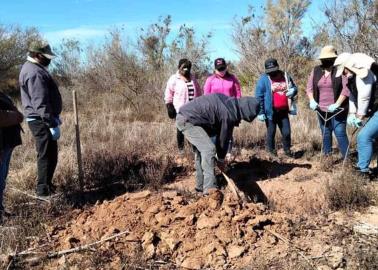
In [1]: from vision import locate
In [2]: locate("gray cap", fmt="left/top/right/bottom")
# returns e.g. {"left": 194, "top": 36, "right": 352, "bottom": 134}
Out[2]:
{"left": 29, "top": 41, "right": 56, "bottom": 59}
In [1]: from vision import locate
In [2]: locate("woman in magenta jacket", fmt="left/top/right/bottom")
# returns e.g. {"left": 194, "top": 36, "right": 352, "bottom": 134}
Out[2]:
{"left": 204, "top": 58, "right": 242, "bottom": 98}
{"left": 204, "top": 58, "right": 242, "bottom": 160}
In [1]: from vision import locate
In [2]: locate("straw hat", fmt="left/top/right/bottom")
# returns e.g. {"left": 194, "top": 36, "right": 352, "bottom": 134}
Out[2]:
{"left": 318, "top": 45, "right": 337, "bottom": 59}
{"left": 334, "top": 52, "right": 352, "bottom": 77}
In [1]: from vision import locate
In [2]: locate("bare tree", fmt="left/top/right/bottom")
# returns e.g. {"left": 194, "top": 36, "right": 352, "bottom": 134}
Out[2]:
{"left": 233, "top": 1, "right": 312, "bottom": 86}
{"left": 0, "top": 25, "right": 40, "bottom": 93}
{"left": 322, "top": 0, "right": 378, "bottom": 58}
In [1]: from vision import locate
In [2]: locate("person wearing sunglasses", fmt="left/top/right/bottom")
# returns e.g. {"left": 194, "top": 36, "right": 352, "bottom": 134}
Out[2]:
{"left": 203, "top": 58, "right": 242, "bottom": 161}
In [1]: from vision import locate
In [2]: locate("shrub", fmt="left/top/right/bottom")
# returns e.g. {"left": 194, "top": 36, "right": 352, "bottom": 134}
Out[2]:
{"left": 326, "top": 168, "right": 376, "bottom": 210}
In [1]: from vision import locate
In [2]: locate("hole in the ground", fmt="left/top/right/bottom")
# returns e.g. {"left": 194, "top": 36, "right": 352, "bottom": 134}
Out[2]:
{"left": 222, "top": 157, "right": 312, "bottom": 203}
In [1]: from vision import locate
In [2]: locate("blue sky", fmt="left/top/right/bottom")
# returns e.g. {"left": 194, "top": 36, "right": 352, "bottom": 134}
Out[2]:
{"left": 0, "top": 0, "right": 326, "bottom": 61}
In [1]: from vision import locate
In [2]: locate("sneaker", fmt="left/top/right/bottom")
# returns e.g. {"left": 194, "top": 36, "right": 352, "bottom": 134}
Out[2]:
{"left": 284, "top": 150, "right": 294, "bottom": 158}
{"left": 194, "top": 187, "right": 203, "bottom": 193}
{"left": 355, "top": 169, "right": 374, "bottom": 181}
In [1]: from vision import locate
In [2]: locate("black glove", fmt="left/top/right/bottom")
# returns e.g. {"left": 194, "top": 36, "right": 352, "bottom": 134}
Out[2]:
{"left": 166, "top": 103, "right": 177, "bottom": 119}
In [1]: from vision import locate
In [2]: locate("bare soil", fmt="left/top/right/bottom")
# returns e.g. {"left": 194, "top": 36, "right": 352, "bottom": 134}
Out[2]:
{"left": 5, "top": 146, "right": 378, "bottom": 270}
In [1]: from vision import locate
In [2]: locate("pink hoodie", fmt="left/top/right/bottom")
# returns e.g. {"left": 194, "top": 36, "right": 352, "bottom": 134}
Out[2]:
{"left": 164, "top": 72, "right": 202, "bottom": 112}
{"left": 203, "top": 73, "right": 242, "bottom": 98}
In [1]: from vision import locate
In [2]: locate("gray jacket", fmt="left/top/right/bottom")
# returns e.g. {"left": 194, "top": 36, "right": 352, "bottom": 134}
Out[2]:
{"left": 178, "top": 93, "right": 259, "bottom": 158}
{"left": 19, "top": 61, "right": 62, "bottom": 127}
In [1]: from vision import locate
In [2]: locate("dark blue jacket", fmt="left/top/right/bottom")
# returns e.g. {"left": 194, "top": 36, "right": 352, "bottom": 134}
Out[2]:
{"left": 19, "top": 61, "right": 62, "bottom": 127}
{"left": 255, "top": 72, "right": 297, "bottom": 120}
{"left": 178, "top": 93, "right": 259, "bottom": 158}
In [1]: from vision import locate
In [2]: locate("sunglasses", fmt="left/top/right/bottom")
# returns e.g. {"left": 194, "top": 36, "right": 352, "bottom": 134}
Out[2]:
{"left": 217, "top": 66, "right": 227, "bottom": 72}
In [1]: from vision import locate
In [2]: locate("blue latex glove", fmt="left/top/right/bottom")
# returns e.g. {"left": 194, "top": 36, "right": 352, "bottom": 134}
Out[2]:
{"left": 347, "top": 114, "right": 356, "bottom": 127}
{"left": 257, "top": 114, "right": 266, "bottom": 122}
{"left": 49, "top": 127, "right": 61, "bottom": 140}
{"left": 309, "top": 100, "right": 318, "bottom": 111}
{"left": 327, "top": 103, "right": 340, "bottom": 113}
{"left": 353, "top": 117, "right": 363, "bottom": 128}
{"left": 285, "top": 87, "right": 295, "bottom": 98}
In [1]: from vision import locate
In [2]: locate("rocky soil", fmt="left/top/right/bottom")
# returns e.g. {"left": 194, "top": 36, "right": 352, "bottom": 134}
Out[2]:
{"left": 4, "top": 147, "right": 378, "bottom": 269}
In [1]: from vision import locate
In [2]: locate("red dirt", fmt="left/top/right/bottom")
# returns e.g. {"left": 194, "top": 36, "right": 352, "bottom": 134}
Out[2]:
{"left": 19, "top": 148, "right": 378, "bottom": 269}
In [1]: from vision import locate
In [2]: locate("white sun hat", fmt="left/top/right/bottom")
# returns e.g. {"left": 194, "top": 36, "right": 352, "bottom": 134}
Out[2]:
{"left": 350, "top": 53, "right": 375, "bottom": 69}
{"left": 344, "top": 54, "right": 370, "bottom": 79}
{"left": 334, "top": 52, "right": 352, "bottom": 77}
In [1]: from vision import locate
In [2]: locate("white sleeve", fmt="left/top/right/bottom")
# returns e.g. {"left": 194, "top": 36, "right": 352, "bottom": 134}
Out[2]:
{"left": 356, "top": 72, "right": 374, "bottom": 116}
{"left": 349, "top": 100, "right": 357, "bottom": 114}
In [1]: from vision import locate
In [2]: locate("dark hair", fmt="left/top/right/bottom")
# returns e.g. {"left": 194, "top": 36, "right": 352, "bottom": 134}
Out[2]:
{"left": 178, "top": 58, "right": 191, "bottom": 69}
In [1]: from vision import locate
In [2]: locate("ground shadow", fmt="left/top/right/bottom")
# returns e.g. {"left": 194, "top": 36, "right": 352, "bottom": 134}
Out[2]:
{"left": 62, "top": 160, "right": 187, "bottom": 208}
{"left": 220, "top": 157, "right": 312, "bottom": 203}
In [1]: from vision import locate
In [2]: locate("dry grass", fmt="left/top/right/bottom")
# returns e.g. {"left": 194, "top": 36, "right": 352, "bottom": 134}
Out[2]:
{"left": 2, "top": 90, "right": 377, "bottom": 269}
{"left": 326, "top": 168, "right": 377, "bottom": 211}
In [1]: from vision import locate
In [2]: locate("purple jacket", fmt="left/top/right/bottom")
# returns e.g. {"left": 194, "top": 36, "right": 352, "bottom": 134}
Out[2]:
{"left": 164, "top": 72, "right": 202, "bottom": 112}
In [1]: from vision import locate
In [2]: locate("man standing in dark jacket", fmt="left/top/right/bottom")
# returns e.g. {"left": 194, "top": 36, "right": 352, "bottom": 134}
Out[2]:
{"left": 0, "top": 92, "right": 23, "bottom": 223}
{"left": 176, "top": 93, "right": 259, "bottom": 195}
{"left": 19, "top": 41, "right": 62, "bottom": 197}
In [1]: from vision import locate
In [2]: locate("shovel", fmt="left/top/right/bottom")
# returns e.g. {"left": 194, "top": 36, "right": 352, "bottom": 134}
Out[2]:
{"left": 221, "top": 171, "right": 250, "bottom": 203}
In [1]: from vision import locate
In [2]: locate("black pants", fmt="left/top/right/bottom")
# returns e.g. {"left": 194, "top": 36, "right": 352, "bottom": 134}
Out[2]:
{"left": 177, "top": 128, "right": 185, "bottom": 151}
{"left": 265, "top": 110, "right": 291, "bottom": 152}
{"left": 28, "top": 120, "right": 58, "bottom": 195}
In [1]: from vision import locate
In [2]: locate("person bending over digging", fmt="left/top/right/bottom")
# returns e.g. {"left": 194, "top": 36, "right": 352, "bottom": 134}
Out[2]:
{"left": 334, "top": 53, "right": 378, "bottom": 179}
{"left": 176, "top": 93, "right": 259, "bottom": 195}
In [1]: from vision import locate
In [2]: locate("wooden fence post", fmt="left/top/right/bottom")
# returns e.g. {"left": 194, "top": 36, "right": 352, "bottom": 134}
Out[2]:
{"left": 72, "top": 90, "right": 84, "bottom": 192}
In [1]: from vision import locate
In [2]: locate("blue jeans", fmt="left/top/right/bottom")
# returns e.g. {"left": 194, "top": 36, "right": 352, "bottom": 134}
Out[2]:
{"left": 357, "top": 111, "right": 378, "bottom": 172}
{"left": 265, "top": 110, "right": 291, "bottom": 152}
{"left": 0, "top": 147, "right": 13, "bottom": 211}
{"left": 317, "top": 113, "right": 349, "bottom": 158}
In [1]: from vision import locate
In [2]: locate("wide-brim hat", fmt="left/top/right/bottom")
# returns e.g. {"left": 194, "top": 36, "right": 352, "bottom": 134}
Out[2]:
{"left": 344, "top": 57, "right": 369, "bottom": 79}
{"left": 29, "top": 41, "right": 56, "bottom": 59}
{"left": 318, "top": 45, "right": 337, "bottom": 59}
{"left": 350, "top": 53, "right": 375, "bottom": 69}
{"left": 334, "top": 52, "right": 352, "bottom": 77}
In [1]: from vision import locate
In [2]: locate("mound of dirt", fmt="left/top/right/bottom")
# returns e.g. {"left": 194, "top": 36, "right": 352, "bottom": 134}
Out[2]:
{"left": 47, "top": 187, "right": 292, "bottom": 269}
{"left": 25, "top": 148, "right": 377, "bottom": 270}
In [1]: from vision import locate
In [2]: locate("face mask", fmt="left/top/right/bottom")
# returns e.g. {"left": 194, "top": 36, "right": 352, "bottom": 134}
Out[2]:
{"left": 179, "top": 66, "right": 191, "bottom": 77}
{"left": 321, "top": 59, "right": 335, "bottom": 68}
{"left": 38, "top": 54, "right": 51, "bottom": 67}
{"left": 269, "top": 71, "right": 280, "bottom": 77}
